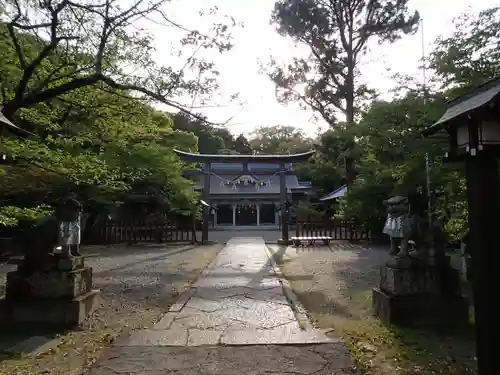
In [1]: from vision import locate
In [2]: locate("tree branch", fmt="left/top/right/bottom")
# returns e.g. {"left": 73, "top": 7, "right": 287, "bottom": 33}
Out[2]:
{"left": 12, "top": 75, "right": 101, "bottom": 109}
{"left": 10, "top": 0, "right": 72, "bottom": 103}
{"left": 99, "top": 76, "right": 217, "bottom": 123}
{"left": 6, "top": 23, "right": 27, "bottom": 69}
{"left": 152, "top": 9, "right": 233, "bottom": 51}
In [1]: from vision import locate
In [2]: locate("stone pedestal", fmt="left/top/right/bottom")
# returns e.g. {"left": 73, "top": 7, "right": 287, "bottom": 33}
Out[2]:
{"left": 372, "top": 257, "right": 469, "bottom": 328}
{"left": 0, "top": 255, "right": 100, "bottom": 327}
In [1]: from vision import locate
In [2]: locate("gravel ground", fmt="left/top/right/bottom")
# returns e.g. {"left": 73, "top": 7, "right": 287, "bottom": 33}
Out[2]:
{"left": 0, "top": 243, "right": 223, "bottom": 375}
{"left": 267, "top": 242, "right": 391, "bottom": 326}
{"left": 267, "top": 243, "right": 476, "bottom": 375}
{"left": 267, "top": 243, "right": 397, "bottom": 375}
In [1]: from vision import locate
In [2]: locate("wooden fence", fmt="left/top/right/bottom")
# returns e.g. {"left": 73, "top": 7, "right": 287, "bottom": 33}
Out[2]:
{"left": 83, "top": 214, "right": 197, "bottom": 245}
{"left": 295, "top": 217, "right": 373, "bottom": 241}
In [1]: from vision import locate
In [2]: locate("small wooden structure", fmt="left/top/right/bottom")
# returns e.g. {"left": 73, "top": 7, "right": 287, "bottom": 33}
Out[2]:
{"left": 83, "top": 212, "right": 196, "bottom": 245}
{"left": 292, "top": 215, "right": 372, "bottom": 246}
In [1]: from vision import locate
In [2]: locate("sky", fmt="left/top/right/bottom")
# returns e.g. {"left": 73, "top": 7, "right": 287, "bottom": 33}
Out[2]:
{"left": 146, "top": 0, "right": 498, "bottom": 136}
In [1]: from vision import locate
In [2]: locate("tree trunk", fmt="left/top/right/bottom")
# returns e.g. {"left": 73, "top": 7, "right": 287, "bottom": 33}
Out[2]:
{"left": 345, "top": 56, "right": 356, "bottom": 186}
{"left": 1, "top": 102, "right": 19, "bottom": 121}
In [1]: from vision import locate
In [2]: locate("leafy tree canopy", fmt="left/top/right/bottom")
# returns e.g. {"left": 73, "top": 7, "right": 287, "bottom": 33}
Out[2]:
{"left": 0, "top": 0, "right": 235, "bottom": 120}
{"left": 0, "top": 2, "right": 238, "bottom": 228}
{"left": 308, "top": 5, "right": 500, "bottom": 240}
{"left": 269, "top": 0, "right": 420, "bottom": 184}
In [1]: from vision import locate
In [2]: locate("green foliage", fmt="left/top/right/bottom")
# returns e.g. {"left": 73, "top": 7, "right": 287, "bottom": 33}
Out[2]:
{"left": 249, "top": 125, "right": 313, "bottom": 154}
{"left": 0, "top": 205, "right": 53, "bottom": 227}
{"left": 0, "top": 1, "right": 234, "bottom": 118}
{"left": 0, "top": 12, "right": 233, "bottom": 220}
{"left": 328, "top": 93, "right": 464, "bottom": 236}
{"left": 296, "top": 200, "right": 324, "bottom": 216}
{"left": 428, "top": 6, "right": 500, "bottom": 93}
{"left": 309, "top": 5, "right": 500, "bottom": 241}
{"left": 0, "top": 0, "right": 243, "bottom": 232}
{"left": 269, "top": 0, "right": 420, "bottom": 184}
{"left": 270, "top": 0, "right": 419, "bottom": 124}
{"left": 171, "top": 113, "right": 231, "bottom": 153}
{"left": 232, "top": 134, "right": 253, "bottom": 154}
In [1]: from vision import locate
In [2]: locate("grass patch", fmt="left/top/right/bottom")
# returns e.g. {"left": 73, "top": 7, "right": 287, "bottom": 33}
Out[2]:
{"left": 301, "top": 290, "right": 476, "bottom": 375}
{"left": 339, "top": 302, "right": 476, "bottom": 375}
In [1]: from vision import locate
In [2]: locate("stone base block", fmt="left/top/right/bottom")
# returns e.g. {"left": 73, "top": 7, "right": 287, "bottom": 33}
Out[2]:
{"left": 0, "top": 289, "right": 101, "bottom": 328}
{"left": 58, "top": 255, "right": 85, "bottom": 271}
{"left": 372, "top": 287, "right": 469, "bottom": 328}
{"left": 380, "top": 264, "right": 440, "bottom": 296}
{"left": 6, "top": 266, "right": 93, "bottom": 300}
{"left": 277, "top": 239, "right": 293, "bottom": 245}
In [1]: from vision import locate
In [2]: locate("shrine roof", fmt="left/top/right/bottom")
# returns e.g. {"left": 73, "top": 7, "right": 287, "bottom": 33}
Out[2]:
{"left": 423, "top": 75, "right": 500, "bottom": 136}
{"left": 174, "top": 149, "right": 315, "bottom": 163}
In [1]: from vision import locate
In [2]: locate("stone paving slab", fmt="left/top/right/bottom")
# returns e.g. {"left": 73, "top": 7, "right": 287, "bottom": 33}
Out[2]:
{"left": 90, "top": 344, "right": 356, "bottom": 375}
{"left": 88, "top": 237, "right": 356, "bottom": 374}
{"left": 122, "top": 237, "right": 334, "bottom": 347}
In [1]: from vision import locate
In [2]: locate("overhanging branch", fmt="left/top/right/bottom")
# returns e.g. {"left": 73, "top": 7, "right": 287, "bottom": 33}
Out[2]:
{"left": 100, "top": 76, "right": 217, "bottom": 123}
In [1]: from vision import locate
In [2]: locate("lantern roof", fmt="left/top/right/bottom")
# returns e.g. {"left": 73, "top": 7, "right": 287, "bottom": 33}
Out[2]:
{"left": 423, "top": 76, "right": 500, "bottom": 136}
{"left": 0, "top": 107, "right": 33, "bottom": 138}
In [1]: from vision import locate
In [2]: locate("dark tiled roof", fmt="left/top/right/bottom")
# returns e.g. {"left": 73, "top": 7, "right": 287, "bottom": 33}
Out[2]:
{"left": 319, "top": 185, "right": 347, "bottom": 201}
{"left": 424, "top": 76, "right": 500, "bottom": 135}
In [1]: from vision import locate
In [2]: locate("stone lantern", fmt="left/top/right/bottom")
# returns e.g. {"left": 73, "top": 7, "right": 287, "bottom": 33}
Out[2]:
{"left": 0, "top": 107, "right": 33, "bottom": 163}
{"left": 0, "top": 107, "right": 33, "bottom": 138}
{"left": 439, "top": 111, "right": 500, "bottom": 161}
{"left": 200, "top": 200, "right": 218, "bottom": 232}
{"left": 423, "top": 77, "right": 500, "bottom": 375}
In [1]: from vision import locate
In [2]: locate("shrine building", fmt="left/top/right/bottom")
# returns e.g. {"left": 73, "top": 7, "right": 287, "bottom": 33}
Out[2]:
{"left": 175, "top": 150, "right": 314, "bottom": 228}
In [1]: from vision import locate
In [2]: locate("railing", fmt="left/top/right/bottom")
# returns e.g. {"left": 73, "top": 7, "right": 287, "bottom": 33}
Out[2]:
{"left": 295, "top": 217, "right": 373, "bottom": 241}
{"left": 83, "top": 215, "right": 197, "bottom": 245}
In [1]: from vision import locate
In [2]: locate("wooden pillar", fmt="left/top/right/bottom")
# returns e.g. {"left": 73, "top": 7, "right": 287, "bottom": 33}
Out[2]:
{"left": 276, "top": 202, "right": 280, "bottom": 227}
{"left": 466, "top": 155, "right": 500, "bottom": 375}
{"left": 232, "top": 204, "right": 236, "bottom": 227}
{"left": 279, "top": 163, "right": 289, "bottom": 243}
{"left": 213, "top": 204, "right": 217, "bottom": 229}
{"left": 202, "top": 162, "right": 210, "bottom": 243}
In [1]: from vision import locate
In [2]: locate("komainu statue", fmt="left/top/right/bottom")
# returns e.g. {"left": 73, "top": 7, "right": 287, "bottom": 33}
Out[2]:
{"left": 55, "top": 194, "right": 83, "bottom": 257}
{"left": 382, "top": 196, "right": 415, "bottom": 257}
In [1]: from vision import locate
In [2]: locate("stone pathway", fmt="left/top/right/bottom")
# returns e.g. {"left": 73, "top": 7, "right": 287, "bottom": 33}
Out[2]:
{"left": 89, "top": 238, "right": 356, "bottom": 374}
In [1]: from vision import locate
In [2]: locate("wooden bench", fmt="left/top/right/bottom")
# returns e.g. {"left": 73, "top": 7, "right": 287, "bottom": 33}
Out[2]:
{"left": 291, "top": 236, "right": 333, "bottom": 247}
